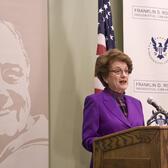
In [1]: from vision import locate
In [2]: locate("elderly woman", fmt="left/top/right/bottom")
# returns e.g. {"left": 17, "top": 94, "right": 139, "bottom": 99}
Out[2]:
{"left": 82, "top": 48, "right": 144, "bottom": 168}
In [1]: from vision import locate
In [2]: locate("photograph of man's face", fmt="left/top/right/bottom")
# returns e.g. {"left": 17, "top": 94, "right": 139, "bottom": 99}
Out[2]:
{"left": 0, "top": 21, "right": 31, "bottom": 136}
{"left": 0, "top": 1, "right": 48, "bottom": 167}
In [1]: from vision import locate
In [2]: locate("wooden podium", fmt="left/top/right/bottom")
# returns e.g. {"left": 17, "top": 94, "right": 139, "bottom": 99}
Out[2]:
{"left": 93, "top": 126, "right": 168, "bottom": 168}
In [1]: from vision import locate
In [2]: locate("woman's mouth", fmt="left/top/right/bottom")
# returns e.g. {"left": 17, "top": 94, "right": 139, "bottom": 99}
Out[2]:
{"left": 119, "top": 80, "right": 127, "bottom": 84}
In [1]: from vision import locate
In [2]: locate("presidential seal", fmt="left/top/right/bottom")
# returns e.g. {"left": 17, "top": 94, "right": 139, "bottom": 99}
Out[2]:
{"left": 148, "top": 37, "right": 168, "bottom": 64}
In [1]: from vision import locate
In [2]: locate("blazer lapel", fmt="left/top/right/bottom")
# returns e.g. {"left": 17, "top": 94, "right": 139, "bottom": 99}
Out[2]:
{"left": 103, "top": 90, "right": 131, "bottom": 127}
{"left": 125, "top": 96, "right": 138, "bottom": 125}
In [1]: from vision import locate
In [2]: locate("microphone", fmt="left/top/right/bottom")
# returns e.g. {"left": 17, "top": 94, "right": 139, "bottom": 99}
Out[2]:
{"left": 147, "top": 97, "right": 165, "bottom": 112}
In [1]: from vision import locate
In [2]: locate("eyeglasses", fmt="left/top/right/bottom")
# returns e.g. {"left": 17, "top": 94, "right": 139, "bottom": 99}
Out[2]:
{"left": 109, "top": 68, "right": 129, "bottom": 76}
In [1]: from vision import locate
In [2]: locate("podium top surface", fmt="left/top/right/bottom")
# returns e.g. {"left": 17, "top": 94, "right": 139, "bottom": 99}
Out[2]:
{"left": 94, "top": 126, "right": 168, "bottom": 142}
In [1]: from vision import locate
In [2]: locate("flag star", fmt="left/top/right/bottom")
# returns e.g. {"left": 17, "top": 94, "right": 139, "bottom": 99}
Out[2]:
{"left": 108, "top": 11, "right": 111, "bottom": 16}
{"left": 110, "top": 35, "right": 114, "bottom": 40}
{"left": 104, "top": 4, "right": 108, "bottom": 10}
{"left": 106, "top": 14, "right": 108, "bottom": 19}
{"left": 99, "top": 8, "right": 103, "bottom": 13}
{"left": 111, "top": 26, "right": 114, "bottom": 30}
{"left": 108, "top": 1, "right": 111, "bottom": 6}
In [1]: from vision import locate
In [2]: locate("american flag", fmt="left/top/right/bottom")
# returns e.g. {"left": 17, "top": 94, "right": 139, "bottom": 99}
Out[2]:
{"left": 96, "top": 0, "right": 115, "bottom": 55}
{"left": 95, "top": 0, "right": 115, "bottom": 92}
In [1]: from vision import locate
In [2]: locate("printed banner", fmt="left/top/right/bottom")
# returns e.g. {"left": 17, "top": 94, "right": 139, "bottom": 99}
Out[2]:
{"left": 123, "top": 0, "right": 168, "bottom": 124}
{"left": 0, "top": 1, "right": 48, "bottom": 167}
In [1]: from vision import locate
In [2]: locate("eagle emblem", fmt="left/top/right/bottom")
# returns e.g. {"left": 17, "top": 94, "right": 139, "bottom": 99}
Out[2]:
{"left": 151, "top": 37, "right": 168, "bottom": 59}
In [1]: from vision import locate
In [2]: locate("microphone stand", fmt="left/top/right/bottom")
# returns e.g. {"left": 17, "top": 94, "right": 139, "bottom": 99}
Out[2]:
{"left": 147, "top": 108, "right": 168, "bottom": 126}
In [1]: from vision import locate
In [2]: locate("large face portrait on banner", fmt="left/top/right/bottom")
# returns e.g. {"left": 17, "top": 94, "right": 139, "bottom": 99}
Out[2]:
{"left": 0, "top": 1, "right": 48, "bottom": 168}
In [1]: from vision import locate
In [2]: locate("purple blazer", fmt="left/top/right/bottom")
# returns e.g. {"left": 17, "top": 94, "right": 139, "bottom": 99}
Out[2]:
{"left": 82, "top": 88, "right": 144, "bottom": 167}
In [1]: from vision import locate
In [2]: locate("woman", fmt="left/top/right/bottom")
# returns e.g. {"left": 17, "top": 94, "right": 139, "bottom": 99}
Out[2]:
{"left": 82, "top": 48, "right": 144, "bottom": 168}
